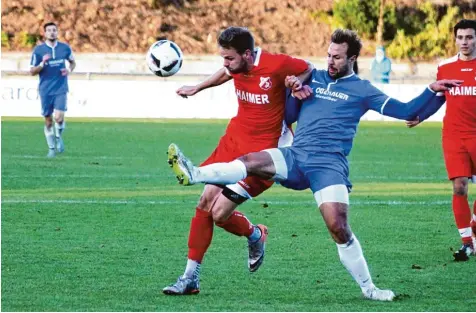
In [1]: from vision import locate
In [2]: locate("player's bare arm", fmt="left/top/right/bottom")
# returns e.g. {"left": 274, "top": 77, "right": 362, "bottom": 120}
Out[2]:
{"left": 176, "top": 67, "right": 232, "bottom": 98}
{"left": 30, "top": 54, "right": 51, "bottom": 76}
{"left": 295, "top": 61, "right": 314, "bottom": 89}
{"left": 61, "top": 59, "right": 76, "bottom": 76}
{"left": 429, "top": 79, "right": 463, "bottom": 92}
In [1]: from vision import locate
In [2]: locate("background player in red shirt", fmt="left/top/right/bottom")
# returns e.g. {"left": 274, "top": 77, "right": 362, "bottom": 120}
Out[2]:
{"left": 163, "top": 27, "right": 313, "bottom": 294}
{"left": 406, "top": 19, "right": 476, "bottom": 261}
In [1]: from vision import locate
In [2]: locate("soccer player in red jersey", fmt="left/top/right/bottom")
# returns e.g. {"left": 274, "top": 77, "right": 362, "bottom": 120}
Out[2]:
{"left": 406, "top": 19, "right": 476, "bottom": 261}
{"left": 163, "top": 27, "right": 313, "bottom": 294}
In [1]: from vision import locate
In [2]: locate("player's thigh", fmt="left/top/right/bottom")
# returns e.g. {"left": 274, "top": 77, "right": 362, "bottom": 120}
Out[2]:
{"left": 210, "top": 193, "right": 240, "bottom": 222}
{"left": 200, "top": 135, "right": 238, "bottom": 166}
{"left": 197, "top": 184, "right": 224, "bottom": 212}
{"left": 443, "top": 137, "right": 472, "bottom": 179}
{"left": 463, "top": 137, "right": 476, "bottom": 176}
{"left": 303, "top": 153, "right": 352, "bottom": 195}
{"left": 40, "top": 94, "right": 54, "bottom": 117}
{"left": 264, "top": 147, "right": 309, "bottom": 190}
{"left": 53, "top": 94, "right": 67, "bottom": 114}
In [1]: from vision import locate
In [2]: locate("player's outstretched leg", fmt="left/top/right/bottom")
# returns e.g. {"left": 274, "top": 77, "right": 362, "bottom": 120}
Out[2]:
{"left": 167, "top": 143, "right": 197, "bottom": 186}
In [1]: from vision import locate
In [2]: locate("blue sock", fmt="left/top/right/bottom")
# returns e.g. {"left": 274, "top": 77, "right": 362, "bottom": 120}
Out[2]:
{"left": 248, "top": 226, "right": 262, "bottom": 243}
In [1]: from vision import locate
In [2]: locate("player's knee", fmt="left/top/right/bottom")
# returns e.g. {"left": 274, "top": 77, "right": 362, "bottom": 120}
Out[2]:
{"left": 54, "top": 117, "right": 64, "bottom": 124}
{"left": 211, "top": 206, "right": 233, "bottom": 223}
{"left": 329, "top": 224, "right": 352, "bottom": 243}
{"left": 197, "top": 194, "right": 217, "bottom": 213}
{"left": 453, "top": 178, "right": 468, "bottom": 196}
{"left": 44, "top": 115, "right": 53, "bottom": 124}
{"left": 239, "top": 152, "right": 274, "bottom": 178}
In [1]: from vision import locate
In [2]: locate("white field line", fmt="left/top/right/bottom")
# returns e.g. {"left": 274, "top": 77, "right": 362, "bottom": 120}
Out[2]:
{"left": 6, "top": 155, "right": 144, "bottom": 160}
{"left": 6, "top": 155, "right": 438, "bottom": 167}
{"left": 2, "top": 174, "right": 158, "bottom": 178}
{"left": 0, "top": 199, "right": 452, "bottom": 206}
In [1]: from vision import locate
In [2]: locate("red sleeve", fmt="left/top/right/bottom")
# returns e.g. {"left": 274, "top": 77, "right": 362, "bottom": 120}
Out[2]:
{"left": 436, "top": 65, "right": 442, "bottom": 80}
{"left": 276, "top": 54, "right": 308, "bottom": 76}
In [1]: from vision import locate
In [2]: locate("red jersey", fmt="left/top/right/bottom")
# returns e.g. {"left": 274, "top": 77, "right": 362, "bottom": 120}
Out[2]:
{"left": 437, "top": 55, "right": 476, "bottom": 137}
{"left": 225, "top": 48, "right": 308, "bottom": 145}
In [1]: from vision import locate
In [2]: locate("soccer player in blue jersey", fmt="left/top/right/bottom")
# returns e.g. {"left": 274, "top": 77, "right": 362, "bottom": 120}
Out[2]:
{"left": 30, "top": 22, "right": 76, "bottom": 158}
{"left": 166, "top": 29, "right": 461, "bottom": 301}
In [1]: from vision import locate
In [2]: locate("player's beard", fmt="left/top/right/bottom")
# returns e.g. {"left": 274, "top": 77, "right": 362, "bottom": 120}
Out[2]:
{"left": 228, "top": 59, "right": 248, "bottom": 74}
{"left": 46, "top": 34, "right": 57, "bottom": 43}
{"left": 328, "top": 63, "right": 349, "bottom": 80}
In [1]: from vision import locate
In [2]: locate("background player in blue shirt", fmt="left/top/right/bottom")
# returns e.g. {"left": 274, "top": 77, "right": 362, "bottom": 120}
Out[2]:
{"left": 166, "top": 29, "right": 461, "bottom": 301}
{"left": 30, "top": 22, "right": 76, "bottom": 158}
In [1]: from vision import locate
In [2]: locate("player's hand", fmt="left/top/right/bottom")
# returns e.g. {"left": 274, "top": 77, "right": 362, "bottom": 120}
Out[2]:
{"left": 176, "top": 85, "right": 199, "bottom": 98}
{"left": 291, "top": 85, "right": 313, "bottom": 100}
{"left": 60, "top": 68, "right": 70, "bottom": 76}
{"left": 285, "top": 75, "right": 303, "bottom": 91}
{"left": 405, "top": 116, "right": 420, "bottom": 128}
{"left": 42, "top": 54, "right": 51, "bottom": 62}
{"left": 429, "top": 79, "right": 463, "bottom": 92}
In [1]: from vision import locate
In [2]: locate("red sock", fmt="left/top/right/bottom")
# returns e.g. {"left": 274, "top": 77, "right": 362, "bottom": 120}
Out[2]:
{"left": 187, "top": 208, "right": 214, "bottom": 262}
{"left": 452, "top": 195, "right": 472, "bottom": 244}
{"left": 215, "top": 211, "right": 254, "bottom": 237}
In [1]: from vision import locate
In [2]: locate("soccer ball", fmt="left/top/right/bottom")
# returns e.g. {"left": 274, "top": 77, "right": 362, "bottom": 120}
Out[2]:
{"left": 146, "top": 40, "right": 183, "bottom": 77}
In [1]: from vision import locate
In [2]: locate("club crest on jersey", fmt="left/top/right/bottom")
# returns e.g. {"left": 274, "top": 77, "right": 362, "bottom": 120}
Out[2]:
{"left": 259, "top": 77, "right": 272, "bottom": 90}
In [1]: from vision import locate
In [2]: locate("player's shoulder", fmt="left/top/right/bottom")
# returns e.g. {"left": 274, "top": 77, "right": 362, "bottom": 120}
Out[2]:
{"left": 57, "top": 41, "right": 72, "bottom": 49}
{"left": 258, "top": 49, "right": 301, "bottom": 66}
{"left": 438, "top": 54, "right": 459, "bottom": 69}
{"left": 32, "top": 42, "right": 46, "bottom": 52}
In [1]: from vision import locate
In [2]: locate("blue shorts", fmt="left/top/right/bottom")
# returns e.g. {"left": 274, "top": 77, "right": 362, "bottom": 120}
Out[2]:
{"left": 269, "top": 147, "right": 352, "bottom": 193}
{"left": 40, "top": 93, "right": 67, "bottom": 117}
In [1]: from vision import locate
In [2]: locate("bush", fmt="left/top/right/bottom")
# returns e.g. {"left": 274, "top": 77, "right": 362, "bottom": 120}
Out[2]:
{"left": 386, "top": 3, "right": 459, "bottom": 61}
{"left": 1, "top": 31, "right": 10, "bottom": 48}
{"left": 16, "top": 31, "right": 39, "bottom": 48}
{"left": 331, "top": 0, "right": 396, "bottom": 40}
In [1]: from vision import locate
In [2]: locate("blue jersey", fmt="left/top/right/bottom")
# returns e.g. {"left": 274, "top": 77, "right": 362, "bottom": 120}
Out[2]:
{"left": 286, "top": 69, "right": 443, "bottom": 156}
{"left": 30, "top": 41, "right": 74, "bottom": 96}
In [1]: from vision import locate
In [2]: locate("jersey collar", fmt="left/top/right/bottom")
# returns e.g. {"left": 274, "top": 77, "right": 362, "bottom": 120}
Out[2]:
{"left": 45, "top": 40, "right": 58, "bottom": 48}
{"left": 253, "top": 48, "right": 262, "bottom": 66}
{"left": 326, "top": 71, "right": 355, "bottom": 81}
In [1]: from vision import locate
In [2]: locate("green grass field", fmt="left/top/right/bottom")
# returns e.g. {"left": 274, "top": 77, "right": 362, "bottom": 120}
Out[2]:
{"left": 2, "top": 117, "right": 475, "bottom": 312}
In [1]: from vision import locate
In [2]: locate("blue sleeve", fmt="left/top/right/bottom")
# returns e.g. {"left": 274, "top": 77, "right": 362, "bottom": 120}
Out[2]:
{"left": 411, "top": 94, "right": 446, "bottom": 122}
{"left": 365, "top": 83, "right": 441, "bottom": 120}
{"left": 285, "top": 89, "right": 301, "bottom": 125}
{"left": 30, "top": 47, "right": 40, "bottom": 67}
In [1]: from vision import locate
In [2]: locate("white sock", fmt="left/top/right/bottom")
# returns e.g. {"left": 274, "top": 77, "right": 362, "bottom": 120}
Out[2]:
{"left": 44, "top": 126, "right": 55, "bottom": 149}
{"left": 336, "top": 234, "right": 373, "bottom": 291}
{"left": 195, "top": 159, "right": 247, "bottom": 184}
{"left": 183, "top": 259, "right": 200, "bottom": 279}
{"left": 54, "top": 121, "right": 65, "bottom": 138}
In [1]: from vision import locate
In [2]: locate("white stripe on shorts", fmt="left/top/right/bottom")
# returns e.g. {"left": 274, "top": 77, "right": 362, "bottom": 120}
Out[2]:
{"left": 263, "top": 148, "right": 288, "bottom": 181}
{"left": 314, "top": 184, "right": 349, "bottom": 207}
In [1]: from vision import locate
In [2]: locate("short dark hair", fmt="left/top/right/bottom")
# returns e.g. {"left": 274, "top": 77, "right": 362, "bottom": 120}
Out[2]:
{"left": 331, "top": 29, "right": 362, "bottom": 59}
{"left": 217, "top": 27, "right": 254, "bottom": 54}
{"left": 454, "top": 19, "right": 476, "bottom": 37}
{"left": 43, "top": 22, "right": 57, "bottom": 31}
